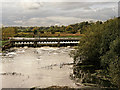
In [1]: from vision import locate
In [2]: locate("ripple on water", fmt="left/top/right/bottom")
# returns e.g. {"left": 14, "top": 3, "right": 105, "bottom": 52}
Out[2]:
{"left": 2, "top": 47, "right": 77, "bottom": 88}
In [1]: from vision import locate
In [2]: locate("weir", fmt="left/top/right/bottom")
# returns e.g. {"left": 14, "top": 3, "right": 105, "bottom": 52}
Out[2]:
{"left": 2, "top": 37, "right": 80, "bottom": 50}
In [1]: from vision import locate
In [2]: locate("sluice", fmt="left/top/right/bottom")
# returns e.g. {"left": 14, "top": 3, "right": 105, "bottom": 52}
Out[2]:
{"left": 2, "top": 37, "right": 80, "bottom": 50}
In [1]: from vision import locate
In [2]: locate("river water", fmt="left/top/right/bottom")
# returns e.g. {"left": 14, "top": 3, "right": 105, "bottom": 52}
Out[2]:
{"left": 0, "top": 47, "right": 80, "bottom": 88}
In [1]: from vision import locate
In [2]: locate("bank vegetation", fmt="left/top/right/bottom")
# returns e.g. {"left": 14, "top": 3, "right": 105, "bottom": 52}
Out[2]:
{"left": 70, "top": 17, "right": 120, "bottom": 89}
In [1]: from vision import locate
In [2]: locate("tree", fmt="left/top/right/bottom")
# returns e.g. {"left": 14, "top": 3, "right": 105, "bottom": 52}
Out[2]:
{"left": 65, "top": 25, "right": 73, "bottom": 33}
{"left": 101, "top": 37, "right": 120, "bottom": 88}
{"left": 32, "top": 27, "right": 38, "bottom": 37}
{"left": 71, "top": 17, "right": 120, "bottom": 88}
{"left": 2, "top": 27, "right": 17, "bottom": 40}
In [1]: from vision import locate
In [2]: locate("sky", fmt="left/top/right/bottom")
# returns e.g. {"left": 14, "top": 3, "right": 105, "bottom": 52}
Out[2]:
{"left": 1, "top": 0, "right": 119, "bottom": 27}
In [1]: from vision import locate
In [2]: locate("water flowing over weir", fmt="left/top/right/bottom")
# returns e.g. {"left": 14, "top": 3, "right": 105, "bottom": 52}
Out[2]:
{"left": 0, "top": 47, "right": 81, "bottom": 88}
{"left": 2, "top": 37, "right": 80, "bottom": 51}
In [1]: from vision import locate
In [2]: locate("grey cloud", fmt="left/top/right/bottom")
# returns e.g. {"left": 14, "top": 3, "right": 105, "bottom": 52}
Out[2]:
{"left": 14, "top": 16, "right": 95, "bottom": 26}
{"left": 21, "top": 2, "right": 44, "bottom": 10}
{"left": 2, "top": 2, "right": 118, "bottom": 26}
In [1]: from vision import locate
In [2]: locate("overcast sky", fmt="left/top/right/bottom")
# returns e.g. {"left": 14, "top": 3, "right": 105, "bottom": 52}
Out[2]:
{"left": 1, "top": 0, "right": 119, "bottom": 26}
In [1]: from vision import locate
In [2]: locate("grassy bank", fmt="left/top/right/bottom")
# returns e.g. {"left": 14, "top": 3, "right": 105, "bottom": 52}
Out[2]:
{"left": 0, "top": 40, "right": 9, "bottom": 47}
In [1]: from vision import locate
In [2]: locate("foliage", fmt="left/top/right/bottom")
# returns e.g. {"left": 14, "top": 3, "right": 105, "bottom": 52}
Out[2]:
{"left": 101, "top": 37, "right": 120, "bottom": 88}
{"left": 2, "top": 27, "right": 17, "bottom": 40}
{"left": 71, "top": 17, "right": 120, "bottom": 88}
{"left": 2, "top": 21, "right": 93, "bottom": 39}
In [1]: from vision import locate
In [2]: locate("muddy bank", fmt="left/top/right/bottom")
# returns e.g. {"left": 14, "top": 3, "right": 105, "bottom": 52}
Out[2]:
{"left": 30, "top": 86, "right": 117, "bottom": 90}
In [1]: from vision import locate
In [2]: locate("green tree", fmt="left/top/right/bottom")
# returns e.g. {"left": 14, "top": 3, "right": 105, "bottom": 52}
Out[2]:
{"left": 2, "top": 27, "right": 17, "bottom": 40}
{"left": 65, "top": 25, "right": 73, "bottom": 33}
{"left": 101, "top": 37, "right": 120, "bottom": 88}
{"left": 32, "top": 27, "right": 38, "bottom": 37}
{"left": 71, "top": 17, "right": 120, "bottom": 88}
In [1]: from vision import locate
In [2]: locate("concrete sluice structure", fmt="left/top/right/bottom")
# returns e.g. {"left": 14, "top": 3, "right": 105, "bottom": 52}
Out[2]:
{"left": 2, "top": 37, "right": 80, "bottom": 50}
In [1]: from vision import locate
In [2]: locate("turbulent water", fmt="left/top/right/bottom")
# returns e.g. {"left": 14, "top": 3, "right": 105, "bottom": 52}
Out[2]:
{"left": 0, "top": 47, "right": 80, "bottom": 88}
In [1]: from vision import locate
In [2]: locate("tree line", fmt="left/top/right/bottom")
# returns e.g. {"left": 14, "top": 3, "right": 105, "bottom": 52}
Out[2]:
{"left": 2, "top": 21, "right": 94, "bottom": 39}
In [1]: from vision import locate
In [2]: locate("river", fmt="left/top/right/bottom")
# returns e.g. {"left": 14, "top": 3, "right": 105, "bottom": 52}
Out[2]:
{"left": 0, "top": 47, "right": 80, "bottom": 88}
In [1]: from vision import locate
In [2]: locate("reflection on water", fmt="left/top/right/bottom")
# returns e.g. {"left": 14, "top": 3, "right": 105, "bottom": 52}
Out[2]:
{"left": 1, "top": 47, "right": 80, "bottom": 88}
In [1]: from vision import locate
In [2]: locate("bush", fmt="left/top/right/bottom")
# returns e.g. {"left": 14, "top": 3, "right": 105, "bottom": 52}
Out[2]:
{"left": 71, "top": 17, "right": 120, "bottom": 88}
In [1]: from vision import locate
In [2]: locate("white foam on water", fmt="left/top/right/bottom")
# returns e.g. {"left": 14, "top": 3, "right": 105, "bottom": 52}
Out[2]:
{"left": 0, "top": 53, "right": 2, "bottom": 56}
{"left": 39, "top": 47, "right": 59, "bottom": 51}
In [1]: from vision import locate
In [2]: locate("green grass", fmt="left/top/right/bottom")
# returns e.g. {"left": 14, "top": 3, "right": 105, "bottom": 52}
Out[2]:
{"left": 0, "top": 40, "right": 9, "bottom": 47}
